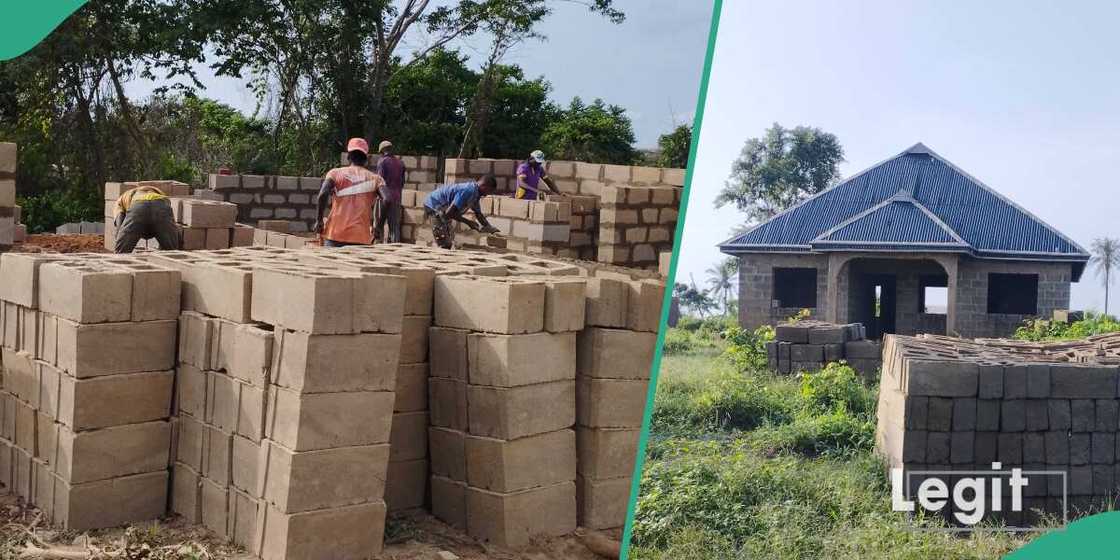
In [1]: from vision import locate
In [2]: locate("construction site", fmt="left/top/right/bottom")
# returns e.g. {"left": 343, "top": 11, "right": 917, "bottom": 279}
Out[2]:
{"left": 0, "top": 141, "right": 680, "bottom": 559}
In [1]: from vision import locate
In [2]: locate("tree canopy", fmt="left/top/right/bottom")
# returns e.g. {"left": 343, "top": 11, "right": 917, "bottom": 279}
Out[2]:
{"left": 716, "top": 123, "right": 844, "bottom": 223}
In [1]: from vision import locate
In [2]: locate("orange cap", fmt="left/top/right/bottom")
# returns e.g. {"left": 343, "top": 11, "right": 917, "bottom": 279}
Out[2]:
{"left": 346, "top": 138, "right": 369, "bottom": 155}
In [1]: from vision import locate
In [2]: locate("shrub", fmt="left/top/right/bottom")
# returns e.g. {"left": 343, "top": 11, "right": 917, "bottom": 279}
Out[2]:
{"left": 663, "top": 328, "right": 705, "bottom": 355}
{"left": 652, "top": 367, "right": 796, "bottom": 434}
{"left": 1014, "top": 312, "right": 1120, "bottom": 341}
{"left": 747, "top": 409, "right": 876, "bottom": 457}
{"left": 798, "top": 362, "right": 876, "bottom": 417}
{"left": 723, "top": 325, "right": 774, "bottom": 372}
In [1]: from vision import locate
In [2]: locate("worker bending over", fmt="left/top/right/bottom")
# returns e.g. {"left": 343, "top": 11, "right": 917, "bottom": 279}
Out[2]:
{"left": 514, "top": 149, "right": 560, "bottom": 200}
{"left": 423, "top": 175, "right": 499, "bottom": 249}
{"left": 113, "top": 185, "right": 180, "bottom": 253}
{"left": 314, "top": 138, "right": 386, "bottom": 247}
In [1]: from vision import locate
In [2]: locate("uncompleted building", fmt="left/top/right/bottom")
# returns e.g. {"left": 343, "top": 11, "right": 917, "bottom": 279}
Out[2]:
{"left": 720, "top": 144, "right": 1089, "bottom": 339}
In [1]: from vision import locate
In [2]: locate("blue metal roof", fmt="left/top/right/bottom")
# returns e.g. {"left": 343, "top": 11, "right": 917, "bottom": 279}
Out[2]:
{"left": 720, "top": 144, "right": 1089, "bottom": 276}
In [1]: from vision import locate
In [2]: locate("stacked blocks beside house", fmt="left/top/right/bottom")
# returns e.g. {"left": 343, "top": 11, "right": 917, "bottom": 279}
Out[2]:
{"left": 876, "top": 332, "right": 1120, "bottom": 525}
{"left": 0, "top": 252, "right": 181, "bottom": 530}
{"left": 767, "top": 320, "right": 882, "bottom": 377}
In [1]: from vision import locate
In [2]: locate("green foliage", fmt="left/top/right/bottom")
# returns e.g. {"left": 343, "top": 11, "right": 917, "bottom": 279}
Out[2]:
{"left": 656, "top": 124, "right": 692, "bottom": 168}
{"left": 662, "top": 328, "right": 714, "bottom": 355}
{"left": 723, "top": 325, "right": 774, "bottom": 372}
{"left": 798, "top": 362, "right": 875, "bottom": 417}
{"left": 651, "top": 365, "right": 797, "bottom": 435}
{"left": 674, "top": 283, "right": 718, "bottom": 318}
{"left": 747, "top": 409, "right": 875, "bottom": 458}
{"left": 716, "top": 123, "right": 844, "bottom": 223}
{"left": 17, "top": 189, "right": 102, "bottom": 234}
{"left": 540, "top": 97, "right": 638, "bottom": 164}
{"left": 1014, "top": 311, "right": 1120, "bottom": 341}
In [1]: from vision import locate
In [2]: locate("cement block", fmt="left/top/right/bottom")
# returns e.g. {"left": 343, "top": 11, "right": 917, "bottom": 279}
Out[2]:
{"left": 905, "top": 360, "right": 978, "bottom": 397}
{"left": 38, "top": 262, "right": 133, "bottom": 323}
{"left": 258, "top": 500, "right": 386, "bottom": 560}
{"left": 467, "top": 332, "right": 576, "bottom": 387}
{"left": 400, "top": 315, "right": 432, "bottom": 364}
{"left": 171, "top": 462, "right": 203, "bottom": 523}
{"left": 433, "top": 276, "right": 545, "bottom": 334}
{"left": 577, "top": 475, "right": 630, "bottom": 530}
{"left": 541, "top": 278, "right": 586, "bottom": 332}
{"left": 262, "top": 440, "right": 390, "bottom": 513}
{"left": 431, "top": 475, "right": 467, "bottom": 530}
{"left": 58, "top": 370, "right": 173, "bottom": 430}
{"left": 51, "top": 470, "right": 169, "bottom": 531}
{"left": 576, "top": 377, "right": 647, "bottom": 428}
{"left": 577, "top": 328, "right": 657, "bottom": 380}
{"left": 429, "top": 378, "right": 468, "bottom": 431}
{"left": 626, "top": 280, "right": 665, "bottom": 332}
{"left": 0, "top": 253, "right": 68, "bottom": 308}
{"left": 228, "top": 489, "right": 262, "bottom": 550}
{"left": 429, "top": 427, "right": 467, "bottom": 482}
{"left": 385, "top": 458, "right": 428, "bottom": 512}
{"left": 577, "top": 427, "right": 639, "bottom": 479}
{"left": 57, "top": 319, "right": 176, "bottom": 377}
{"left": 54, "top": 421, "right": 171, "bottom": 484}
{"left": 201, "top": 476, "right": 230, "bottom": 538}
{"left": 265, "top": 388, "right": 394, "bottom": 451}
{"left": 231, "top": 435, "right": 265, "bottom": 498}
{"left": 1051, "top": 365, "right": 1118, "bottom": 398}
{"left": 429, "top": 327, "right": 468, "bottom": 380}
{"left": 584, "top": 277, "right": 629, "bottom": 328}
{"left": 395, "top": 362, "right": 429, "bottom": 412}
{"left": 271, "top": 329, "right": 400, "bottom": 393}
{"left": 180, "top": 199, "right": 238, "bottom": 228}
{"left": 465, "top": 429, "right": 576, "bottom": 493}
{"left": 466, "top": 481, "right": 576, "bottom": 548}
{"left": 219, "top": 322, "right": 274, "bottom": 387}
{"left": 468, "top": 380, "right": 575, "bottom": 439}
{"left": 389, "top": 411, "right": 429, "bottom": 462}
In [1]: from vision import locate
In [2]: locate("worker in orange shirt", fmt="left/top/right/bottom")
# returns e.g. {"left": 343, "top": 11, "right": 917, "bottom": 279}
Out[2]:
{"left": 313, "top": 138, "right": 386, "bottom": 247}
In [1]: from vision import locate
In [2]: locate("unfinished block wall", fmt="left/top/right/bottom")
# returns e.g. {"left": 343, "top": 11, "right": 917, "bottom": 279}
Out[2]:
{"left": 1, "top": 143, "right": 20, "bottom": 249}
{"left": 766, "top": 321, "right": 882, "bottom": 378}
{"left": 876, "top": 333, "right": 1120, "bottom": 525}
{"left": 443, "top": 158, "right": 685, "bottom": 198}
{"left": 0, "top": 252, "right": 180, "bottom": 530}
{"left": 597, "top": 185, "right": 681, "bottom": 269}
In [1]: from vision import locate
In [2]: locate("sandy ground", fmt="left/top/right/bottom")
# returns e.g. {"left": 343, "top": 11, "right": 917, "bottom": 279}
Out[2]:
{"left": 10, "top": 234, "right": 109, "bottom": 254}
{"left": 0, "top": 495, "right": 620, "bottom": 559}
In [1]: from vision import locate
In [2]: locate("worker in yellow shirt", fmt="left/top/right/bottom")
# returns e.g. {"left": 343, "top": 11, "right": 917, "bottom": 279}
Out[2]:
{"left": 112, "top": 185, "right": 180, "bottom": 253}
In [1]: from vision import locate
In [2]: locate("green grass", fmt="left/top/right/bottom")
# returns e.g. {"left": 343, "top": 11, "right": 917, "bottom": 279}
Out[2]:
{"left": 630, "top": 350, "right": 1040, "bottom": 560}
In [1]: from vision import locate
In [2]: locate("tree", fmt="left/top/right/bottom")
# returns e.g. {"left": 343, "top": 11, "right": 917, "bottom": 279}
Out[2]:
{"left": 706, "top": 257, "right": 738, "bottom": 315}
{"left": 1091, "top": 237, "right": 1120, "bottom": 315}
{"left": 656, "top": 124, "right": 691, "bottom": 168}
{"left": 540, "top": 97, "right": 637, "bottom": 164}
{"left": 673, "top": 282, "right": 716, "bottom": 318}
{"left": 716, "top": 123, "right": 844, "bottom": 223}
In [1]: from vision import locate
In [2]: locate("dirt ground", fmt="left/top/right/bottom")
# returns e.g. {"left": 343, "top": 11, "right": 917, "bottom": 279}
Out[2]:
{"left": 9, "top": 234, "right": 109, "bottom": 254}
{"left": 0, "top": 494, "right": 620, "bottom": 559}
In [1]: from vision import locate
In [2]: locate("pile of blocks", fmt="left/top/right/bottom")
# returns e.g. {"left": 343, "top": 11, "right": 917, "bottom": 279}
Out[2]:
{"left": 597, "top": 185, "right": 681, "bottom": 270}
{"left": 766, "top": 320, "right": 882, "bottom": 377}
{"left": 250, "top": 221, "right": 315, "bottom": 250}
{"left": 1, "top": 143, "right": 19, "bottom": 249}
{"left": 0, "top": 252, "right": 180, "bottom": 529}
{"left": 876, "top": 332, "right": 1120, "bottom": 524}
{"left": 575, "top": 272, "right": 660, "bottom": 529}
{"left": 104, "top": 181, "right": 252, "bottom": 251}
{"left": 566, "top": 195, "right": 599, "bottom": 261}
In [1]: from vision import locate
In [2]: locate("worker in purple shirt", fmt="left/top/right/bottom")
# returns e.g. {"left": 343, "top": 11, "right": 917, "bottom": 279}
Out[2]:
{"left": 374, "top": 140, "right": 406, "bottom": 243}
{"left": 514, "top": 149, "right": 561, "bottom": 200}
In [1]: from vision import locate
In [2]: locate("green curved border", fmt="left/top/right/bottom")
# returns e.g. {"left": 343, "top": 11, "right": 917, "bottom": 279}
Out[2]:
{"left": 618, "top": 1, "right": 723, "bottom": 558}
{"left": 0, "top": 2, "right": 89, "bottom": 61}
{"left": 1006, "top": 511, "right": 1120, "bottom": 558}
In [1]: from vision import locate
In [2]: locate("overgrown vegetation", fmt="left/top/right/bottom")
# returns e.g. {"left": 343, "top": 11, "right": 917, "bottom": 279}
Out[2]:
{"left": 1013, "top": 311, "right": 1120, "bottom": 341}
{"left": 637, "top": 316, "right": 1036, "bottom": 559}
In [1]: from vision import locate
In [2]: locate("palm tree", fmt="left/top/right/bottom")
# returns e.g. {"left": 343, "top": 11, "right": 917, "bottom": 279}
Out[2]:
{"left": 706, "top": 258, "right": 738, "bottom": 315}
{"left": 1091, "top": 238, "right": 1120, "bottom": 316}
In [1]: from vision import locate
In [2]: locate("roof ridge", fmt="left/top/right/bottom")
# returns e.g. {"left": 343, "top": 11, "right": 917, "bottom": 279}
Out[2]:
{"left": 811, "top": 196, "right": 967, "bottom": 246}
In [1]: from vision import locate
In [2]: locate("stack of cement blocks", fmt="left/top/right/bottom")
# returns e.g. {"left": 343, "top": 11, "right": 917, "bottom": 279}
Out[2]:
{"left": 766, "top": 320, "right": 882, "bottom": 377}
{"left": 427, "top": 274, "right": 584, "bottom": 547}
{"left": 55, "top": 222, "right": 105, "bottom": 235}
{"left": 575, "top": 272, "right": 660, "bottom": 529}
{"left": 484, "top": 197, "right": 572, "bottom": 256}
{"left": 155, "top": 249, "right": 407, "bottom": 559}
{"left": 207, "top": 174, "right": 322, "bottom": 228}
{"left": 540, "top": 161, "right": 686, "bottom": 198}
{"left": 0, "top": 252, "right": 179, "bottom": 529}
{"left": 171, "top": 197, "right": 252, "bottom": 251}
{"left": 1, "top": 143, "right": 18, "bottom": 249}
{"left": 597, "top": 185, "right": 681, "bottom": 270}
{"left": 875, "top": 333, "right": 1120, "bottom": 524}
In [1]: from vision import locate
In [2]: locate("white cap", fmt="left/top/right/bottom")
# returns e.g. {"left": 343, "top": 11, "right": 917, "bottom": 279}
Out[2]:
{"left": 530, "top": 150, "right": 546, "bottom": 163}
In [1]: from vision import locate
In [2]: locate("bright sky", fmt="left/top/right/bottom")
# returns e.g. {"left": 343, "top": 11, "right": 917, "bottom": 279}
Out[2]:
{"left": 678, "top": 0, "right": 1120, "bottom": 312}
{"left": 125, "top": 1, "right": 712, "bottom": 148}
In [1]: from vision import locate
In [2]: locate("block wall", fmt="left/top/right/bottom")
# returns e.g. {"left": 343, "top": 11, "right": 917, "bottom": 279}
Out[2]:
{"left": 597, "top": 185, "right": 680, "bottom": 270}
{"left": 0, "top": 252, "right": 180, "bottom": 530}
{"left": 1, "top": 143, "right": 20, "bottom": 249}
{"left": 876, "top": 333, "right": 1120, "bottom": 525}
{"left": 954, "top": 259, "right": 1073, "bottom": 339}
{"left": 443, "top": 158, "right": 685, "bottom": 197}
{"left": 736, "top": 253, "right": 832, "bottom": 330}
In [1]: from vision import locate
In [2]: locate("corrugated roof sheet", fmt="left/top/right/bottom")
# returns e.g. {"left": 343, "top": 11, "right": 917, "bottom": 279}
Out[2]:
{"left": 720, "top": 144, "right": 1089, "bottom": 264}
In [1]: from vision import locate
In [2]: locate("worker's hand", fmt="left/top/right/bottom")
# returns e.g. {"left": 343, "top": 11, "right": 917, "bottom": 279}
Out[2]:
{"left": 481, "top": 225, "right": 500, "bottom": 234}
{"left": 312, "top": 220, "right": 323, "bottom": 233}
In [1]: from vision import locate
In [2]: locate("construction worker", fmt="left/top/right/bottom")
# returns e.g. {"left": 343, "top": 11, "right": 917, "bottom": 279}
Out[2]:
{"left": 314, "top": 138, "right": 386, "bottom": 247}
{"left": 113, "top": 185, "right": 180, "bottom": 253}
{"left": 374, "top": 140, "right": 405, "bottom": 243}
{"left": 423, "top": 175, "right": 500, "bottom": 249}
{"left": 514, "top": 149, "right": 560, "bottom": 200}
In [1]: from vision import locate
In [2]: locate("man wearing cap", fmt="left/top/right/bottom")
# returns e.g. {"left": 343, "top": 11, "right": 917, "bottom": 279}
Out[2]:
{"left": 514, "top": 149, "right": 561, "bottom": 200}
{"left": 423, "top": 175, "right": 500, "bottom": 249}
{"left": 313, "top": 138, "right": 386, "bottom": 247}
{"left": 373, "top": 140, "right": 405, "bottom": 243}
{"left": 112, "top": 184, "right": 181, "bottom": 253}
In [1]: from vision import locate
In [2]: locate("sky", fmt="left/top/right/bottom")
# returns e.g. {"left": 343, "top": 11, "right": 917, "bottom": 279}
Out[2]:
{"left": 678, "top": 0, "right": 1120, "bottom": 312}
{"left": 125, "top": 1, "right": 713, "bottom": 149}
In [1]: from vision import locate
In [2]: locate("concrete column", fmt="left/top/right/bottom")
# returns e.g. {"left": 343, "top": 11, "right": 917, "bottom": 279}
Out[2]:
{"left": 934, "top": 255, "right": 960, "bottom": 336}
{"left": 826, "top": 253, "right": 856, "bottom": 323}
